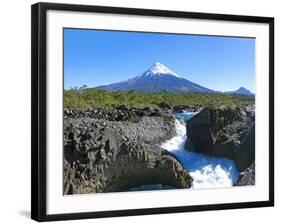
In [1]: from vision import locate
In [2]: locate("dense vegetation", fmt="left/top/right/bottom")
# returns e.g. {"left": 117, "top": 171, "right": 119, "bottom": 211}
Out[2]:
{"left": 64, "top": 88, "right": 255, "bottom": 109}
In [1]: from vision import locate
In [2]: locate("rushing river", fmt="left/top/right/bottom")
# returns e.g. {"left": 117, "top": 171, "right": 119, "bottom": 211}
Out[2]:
{"left": 161, "top": 112, "right": 239, "bottom": 189}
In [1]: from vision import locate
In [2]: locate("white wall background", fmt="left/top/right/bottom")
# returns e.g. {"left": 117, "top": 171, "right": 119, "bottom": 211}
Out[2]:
{"left": 0, "top": 0, "right": 279, "bottom": 223}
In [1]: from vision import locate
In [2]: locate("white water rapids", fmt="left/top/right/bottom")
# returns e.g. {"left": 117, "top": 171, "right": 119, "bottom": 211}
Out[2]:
{"left": 161, "top": 112, "right": 239, "bottom": 189}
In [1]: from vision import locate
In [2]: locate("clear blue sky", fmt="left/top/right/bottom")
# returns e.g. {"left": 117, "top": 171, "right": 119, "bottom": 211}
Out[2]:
{"left": 64, "top": 28, "right": 255, "bottom": 92}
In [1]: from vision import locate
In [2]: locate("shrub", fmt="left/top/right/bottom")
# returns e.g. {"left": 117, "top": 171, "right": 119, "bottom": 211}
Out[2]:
{"left": 64, "top": 88, "right": 255, "bottom": 109}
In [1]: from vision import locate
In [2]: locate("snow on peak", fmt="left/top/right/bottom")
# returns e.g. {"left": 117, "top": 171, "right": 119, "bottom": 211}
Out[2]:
{"left": 142, "top": 62, "right": 179, "bottom": 77}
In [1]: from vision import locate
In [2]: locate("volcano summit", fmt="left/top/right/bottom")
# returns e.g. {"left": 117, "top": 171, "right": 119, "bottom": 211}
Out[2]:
{"left": 97, "top": 62, "right": 215, "bottom": 93}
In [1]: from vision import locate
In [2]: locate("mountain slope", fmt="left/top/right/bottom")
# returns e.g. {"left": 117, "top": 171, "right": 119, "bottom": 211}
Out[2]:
{"left": 226, "top": 87, "right": 254, "bottom": 96}
{"left": 97, "top": 62, "right": 215, "bottom": 93}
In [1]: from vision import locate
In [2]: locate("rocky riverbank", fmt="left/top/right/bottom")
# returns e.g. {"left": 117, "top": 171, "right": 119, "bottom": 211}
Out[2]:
{"left": 185, "top": 105, "right": 255, "bottom": 175}
{"left": 236, "top": 163, "right": 255, "bottom": 186}
{"left": 63, "top": 103, "right": 255, "bottom": 194}
{"left": 64, "top": 104, "right": 201, "bottom": 120}
{"left": 63, "top": 106, "right": 192, "bottom": 194}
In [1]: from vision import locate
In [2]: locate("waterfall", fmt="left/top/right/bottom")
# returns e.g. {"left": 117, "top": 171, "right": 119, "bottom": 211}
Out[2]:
{"left": 161, "top": 112, "right": 239, "bottom": 189}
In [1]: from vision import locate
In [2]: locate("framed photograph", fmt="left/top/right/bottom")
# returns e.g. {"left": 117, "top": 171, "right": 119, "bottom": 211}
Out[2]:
{"left": 31, "top": 2, "right": 274, "bottom": 222}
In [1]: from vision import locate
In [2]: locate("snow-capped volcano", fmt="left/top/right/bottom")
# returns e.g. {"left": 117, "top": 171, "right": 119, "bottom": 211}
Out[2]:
{"left": 141, "top": 62, "right": 180, "bottom": 77}
{"left": 97, "top": 62, "right": 215, "bottom": 93}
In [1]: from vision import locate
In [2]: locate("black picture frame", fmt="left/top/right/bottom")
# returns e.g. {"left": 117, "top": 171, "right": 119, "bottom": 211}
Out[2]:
{"left": 31, "top": 2, "right": 274, "bottom": 222}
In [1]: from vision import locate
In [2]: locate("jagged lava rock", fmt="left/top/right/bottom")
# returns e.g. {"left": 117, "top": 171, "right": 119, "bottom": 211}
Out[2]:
{"left": 64, "top": 108, "right": 192, "bottom": 194}
{"left": 186, "top": 105, "right": 255, "bottom": 172}
{"left": 235, "top": 163, "right": 255, "bottom": 186}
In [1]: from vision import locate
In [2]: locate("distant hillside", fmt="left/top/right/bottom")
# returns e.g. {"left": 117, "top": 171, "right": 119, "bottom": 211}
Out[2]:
{"left": 225, "top": 87, "right": 254, "bottom": 96}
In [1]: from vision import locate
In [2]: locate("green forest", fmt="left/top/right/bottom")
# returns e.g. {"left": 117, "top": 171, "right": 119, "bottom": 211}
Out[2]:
{"left": 64, "top": 88, "right": 255, "bottom": 109}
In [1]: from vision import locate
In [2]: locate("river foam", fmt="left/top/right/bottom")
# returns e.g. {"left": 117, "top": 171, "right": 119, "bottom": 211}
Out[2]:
{"left": 161, "top": 112, "right": 239, "bottom": 189}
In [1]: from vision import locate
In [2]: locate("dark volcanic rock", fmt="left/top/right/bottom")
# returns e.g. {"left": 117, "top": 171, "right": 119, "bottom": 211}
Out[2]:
{"left": 64, "top": 106, "right": 173, "bottom": 122}
{"left": 64, "top": 108, "right": 192, "bottom": 194}
{"left": 186, "top": 105, "right": 255, "bottom": 172}
{"left": 236, "top": 163, "right": 255, "bottom": 186}
{"left": 185, "top": 108, "right": 214, "bottom": 153}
